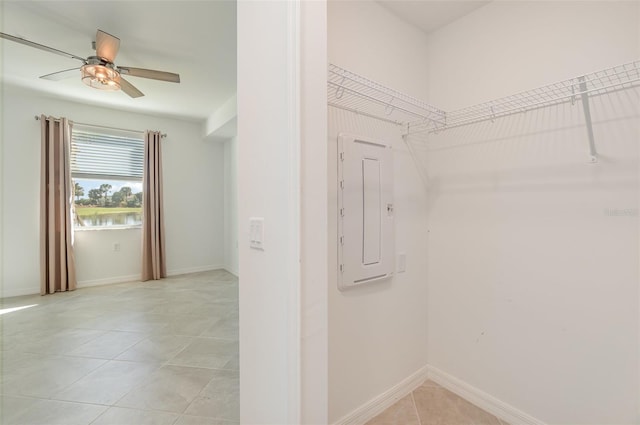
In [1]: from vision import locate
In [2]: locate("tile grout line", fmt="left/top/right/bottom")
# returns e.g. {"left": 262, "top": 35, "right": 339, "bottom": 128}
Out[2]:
{"left": 106, "top": 348, "right": 180, "bottom": 409}
{"left": 102, "top": 335, "right": 151, "bottom": 360}
{"left": 109, "top": 361, "right": 164, "bottom": 409}
{"left": 60, "top": 329, "right": 113, "bottom": 357}
{"left": 181, "top": 363, "right": 229, "bottom": 418}
{"left": 169, "top": 412, "right": 181, "bottom": 425}
{"left": 41, "top": 358, "right": 110, "bottom": 399}
{"left": 86, "top": 403, "right": 110, "bottom": 425}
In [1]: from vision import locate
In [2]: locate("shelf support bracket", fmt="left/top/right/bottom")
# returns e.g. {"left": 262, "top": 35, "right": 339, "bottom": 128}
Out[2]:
{"left": 578, "top": 76, "right": 598, "bottom": 163}
{"left": 402, "top": 134, "right": 429, "bottom": 190}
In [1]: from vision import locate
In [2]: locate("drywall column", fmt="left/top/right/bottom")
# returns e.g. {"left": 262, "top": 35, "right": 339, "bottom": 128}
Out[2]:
{"left": 0, "top": 0, "right": 4, "bottom": 296}
{"left": 238, "top": 1, "right": 301, "bottom": 423}
{"left": 637, "top": 6, "right": 640, "bottom": 422}
{"left": 300, "top": 1, "right": 328, "bottom": 423}
{"left": 223, "top": 137, "right": 239, "bottom": 276}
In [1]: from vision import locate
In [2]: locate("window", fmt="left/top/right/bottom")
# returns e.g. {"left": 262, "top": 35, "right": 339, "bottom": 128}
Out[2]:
{"left": 71, "top": 126, "right": 144, "bottom": 229}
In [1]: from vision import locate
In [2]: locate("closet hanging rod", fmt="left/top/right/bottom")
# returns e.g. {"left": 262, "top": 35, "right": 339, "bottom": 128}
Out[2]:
{"left": 407, "top": 60, "right": 640, "bottom": 134}
{"left": 34, "top": 115, "right": 167, "bottom": 138}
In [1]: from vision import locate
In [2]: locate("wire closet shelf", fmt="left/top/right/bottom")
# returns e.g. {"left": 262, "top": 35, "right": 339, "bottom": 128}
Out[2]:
{"left": 409, "top": 60, "right": 640, "bottom": 134}
{"left": 328, "top": 63, "right": 446, "bottom": 127}
{"left": 327, "top": 61, "right": 640, "bottom": 135}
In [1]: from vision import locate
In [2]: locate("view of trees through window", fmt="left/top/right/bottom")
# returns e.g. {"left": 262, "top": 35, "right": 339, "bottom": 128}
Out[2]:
{"left": 73, "top": 178, "right": 143, "bottom": 228}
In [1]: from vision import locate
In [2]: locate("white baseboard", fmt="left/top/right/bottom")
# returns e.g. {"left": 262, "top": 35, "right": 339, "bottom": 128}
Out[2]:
{"left": 1, "top": 276, "right": 142, "bottom": 299}
{"left": 77, "top": 274, "right": 141, "bottom": 288}
{"left": 223, "top": 266, "right": 239, "bottom": 277}
{"left": 332, "top": 366, "right": 429, "bottom": 425}
{"left": 80, "top": 265, "right": 226, "bottom": 286}
{"left": 1, "top": 287, "right": 40, "bottom": 298}
{"left": 333, "top": 365, "right": 546, "bottom": 425}
{"left": 166, "top": 264, "right": 225, "bottom": 277}
{"left": 426, "top": 365, "right": 546, "bottom": 425}
{"left": 2, "top": 265, "right": 229, "bottom": 299}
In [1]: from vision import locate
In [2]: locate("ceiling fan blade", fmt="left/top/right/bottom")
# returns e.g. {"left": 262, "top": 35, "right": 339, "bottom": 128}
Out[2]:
{"left": 95, "top": 30, "right": 120, "bottom": 63}
{"left": 119, "top": 77, "right": 144, "bottom": 98}
{"left": 0, "top": 32, "right": 86, "bottom": 63}
{"left": 118, "top": 66, "right": 180, "bottom": 83}
{"left": 40, "top": 68, "right": 81, "bottom": 81}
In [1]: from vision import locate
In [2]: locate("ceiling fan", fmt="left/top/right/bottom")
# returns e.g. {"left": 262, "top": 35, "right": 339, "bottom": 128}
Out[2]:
{"left": 0, "top": 29, "right": 180, "bottom": 98}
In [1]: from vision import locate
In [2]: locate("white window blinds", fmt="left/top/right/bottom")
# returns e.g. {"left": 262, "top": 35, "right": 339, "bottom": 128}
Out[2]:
{"left": 70, "top": 129, "right": 144, "bottom": 180}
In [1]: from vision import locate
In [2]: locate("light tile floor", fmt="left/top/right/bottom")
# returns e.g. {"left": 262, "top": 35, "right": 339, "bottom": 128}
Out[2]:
{"left": 0, "top": 270, "right": 239, "bottom": 425}
{"left": 366, "top": 380, "right": 510, "bottom": 425}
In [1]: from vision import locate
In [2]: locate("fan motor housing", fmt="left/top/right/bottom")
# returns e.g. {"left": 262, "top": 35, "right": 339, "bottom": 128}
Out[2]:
{"left": 86, "top": 56, "right": 115, "bottom": 68}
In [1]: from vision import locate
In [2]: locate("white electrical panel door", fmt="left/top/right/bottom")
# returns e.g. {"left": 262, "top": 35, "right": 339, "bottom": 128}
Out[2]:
{"left": 338, "top": 133, "right": 394, "bottom": 290}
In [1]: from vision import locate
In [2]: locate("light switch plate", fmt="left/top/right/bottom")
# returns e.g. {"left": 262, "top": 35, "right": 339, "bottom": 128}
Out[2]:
{"left": 397, "top": 252, "right": 406, "bottom": 273}
{"left": 249, "top": 217, "right": 264, "bottom": 250}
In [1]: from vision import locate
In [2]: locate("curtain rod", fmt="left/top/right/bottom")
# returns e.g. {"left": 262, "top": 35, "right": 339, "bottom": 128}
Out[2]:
{"left": 34, "top": 115, "right": 167, "bottom": 138}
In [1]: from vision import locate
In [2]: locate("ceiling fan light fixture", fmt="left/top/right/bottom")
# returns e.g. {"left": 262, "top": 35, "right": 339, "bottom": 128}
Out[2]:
{"left": 81, "top": 63, "right": 121, "bottom": 91}
{"left": 2, "top": 30, "right": 180, "bottom": 99}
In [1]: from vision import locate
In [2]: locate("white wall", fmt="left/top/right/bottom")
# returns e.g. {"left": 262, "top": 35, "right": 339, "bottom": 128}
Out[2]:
{"left": 328, "top": 0, "right": 430, "bottom": 101}
{"left": 328, "top": 1, "right": 430, "bottom": 422}
{"left": 421, "top": 2, "right": 639, "bottom": 423}
{"left": 1, "top": 85, "right": 225, "bottom": 297}
{"left": 74, "top": 229, "right": 143, "bottom": 285}
{"left": 224, "top": 136, "right": 238, "bottom": 276}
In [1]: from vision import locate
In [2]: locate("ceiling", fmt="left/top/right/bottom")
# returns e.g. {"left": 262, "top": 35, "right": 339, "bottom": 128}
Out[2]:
{"left": 0, "top": 1, "right": 487, "bottom": 123}
{"left": 377, "top": 0, "right": 490, "bottom": 34}
{"left": 1, "top": 1, "right": 236, "bottom": 122}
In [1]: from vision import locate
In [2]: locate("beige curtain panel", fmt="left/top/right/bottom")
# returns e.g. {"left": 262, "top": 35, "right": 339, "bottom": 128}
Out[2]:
{"left": 40, "top": 115, "right": 77, "bottom": 295}
{"left": 142, "top": 130, "right": 167, "bottom": 281}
